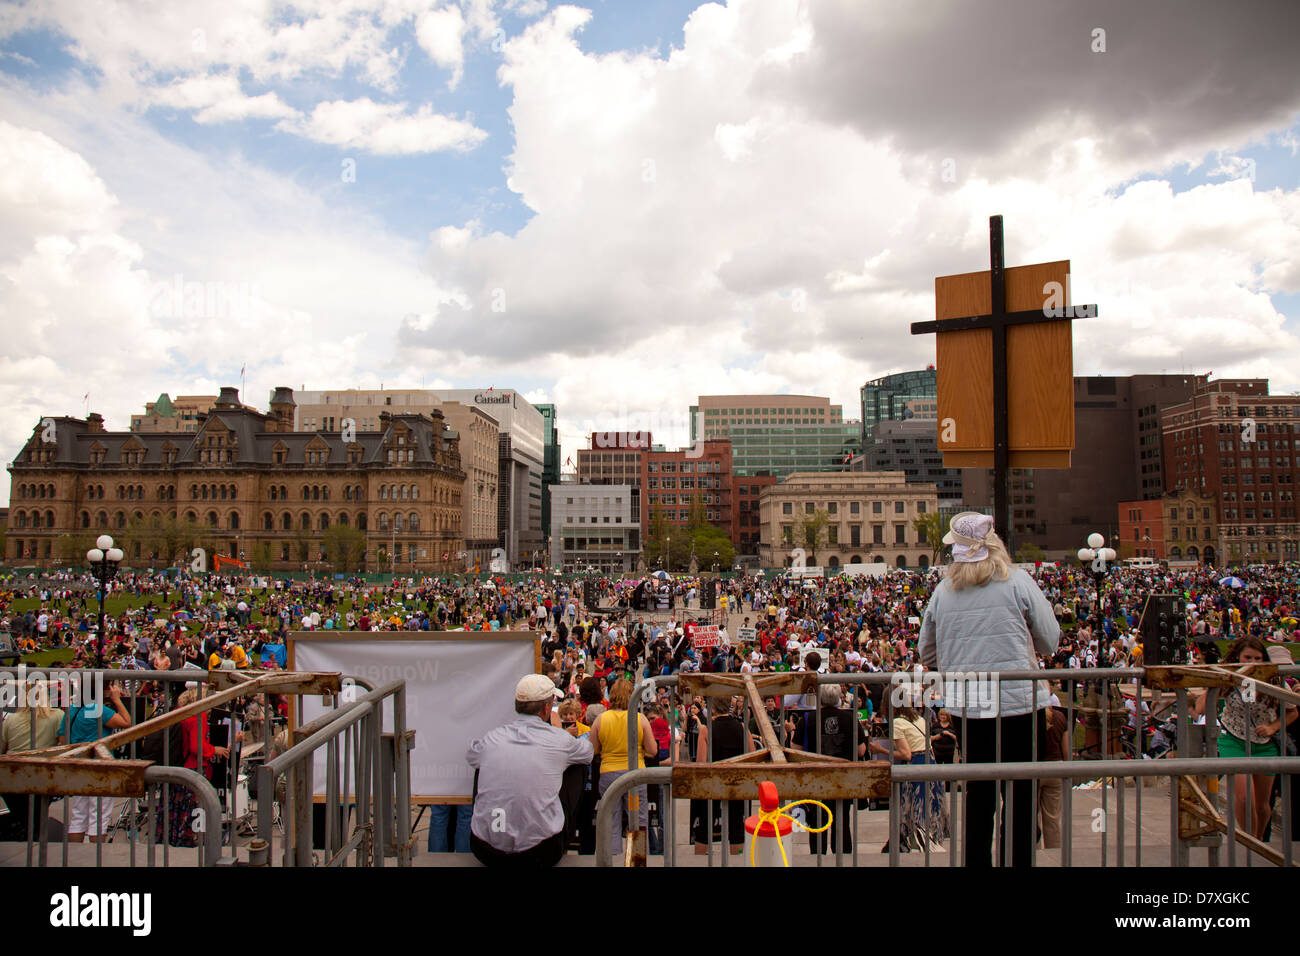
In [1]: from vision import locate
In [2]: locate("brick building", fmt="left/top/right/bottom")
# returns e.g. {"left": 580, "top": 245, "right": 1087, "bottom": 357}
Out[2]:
{"left": 6, "top": 387, "right": 466, "bottom": 572}
{"left": 961, "top": 373, "right": 1205, "bottom": 558}
{"left": 735, "top": 473, "right": 778, "bottom": 560}
{"left": 1162, "top": 378, "right": 1300, "bottom": 565}
{"left": 643, "top": 439, "right": 734, "bottom": 542}
{"left": 1117, "top": 498, "right": 1166, "bottom": 560}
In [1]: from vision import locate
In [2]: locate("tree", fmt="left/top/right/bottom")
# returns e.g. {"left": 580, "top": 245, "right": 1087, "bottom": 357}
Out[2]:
{"left": 1015, "top": 542, "right": 1046, "bottom": 564}
{"left": 55, "top": 532, "right": 95, "bottom": 567}
{"left": 643, "top": 505, "right": 673, "bottom": 569}
{"left": 293, "top": 526, "right": 313, "bottom": 565}
{"left": 322, "top": 524, "right": 367, "bottom": 573}
{"left": 913, "top": 512, "right": 945, "bottom": 566}
{"left": 797, "top": 509, "right": 830, "bottom": 566}
{"left": 693, "top": 524, "right": 735, "bottom": 571}
{"left": 252, "top": 541, "right": 275, "bottom": 572}
{"left": 121, "top": 513, "right": 212, "bottom": 568}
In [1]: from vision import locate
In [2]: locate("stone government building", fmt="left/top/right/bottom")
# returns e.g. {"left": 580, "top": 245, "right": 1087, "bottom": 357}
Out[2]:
{"left": 6, "top": 387, "right": 467, "bottom": 572}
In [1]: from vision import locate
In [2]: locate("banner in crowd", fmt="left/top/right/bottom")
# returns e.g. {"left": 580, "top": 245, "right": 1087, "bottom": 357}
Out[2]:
{"left": 290, "top": 632, "right": 539, "bottom": 803}
{"left": 691, "top": 625, "right": 723, "bottom": 648}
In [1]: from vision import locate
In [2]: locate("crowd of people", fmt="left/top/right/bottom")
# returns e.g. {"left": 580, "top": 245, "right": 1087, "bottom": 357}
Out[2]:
{"left": 3, "top": 538, "right": 1299, "bottom": 863}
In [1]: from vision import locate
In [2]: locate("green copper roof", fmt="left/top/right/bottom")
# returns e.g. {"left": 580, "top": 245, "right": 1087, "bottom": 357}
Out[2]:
{"left": 151, "top": 393, "right": 176, "bottom": 417}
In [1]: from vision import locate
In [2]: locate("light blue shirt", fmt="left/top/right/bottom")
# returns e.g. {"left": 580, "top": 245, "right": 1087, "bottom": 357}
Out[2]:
{"left": 467, "top": 716, "right": 593, "bottom": 853}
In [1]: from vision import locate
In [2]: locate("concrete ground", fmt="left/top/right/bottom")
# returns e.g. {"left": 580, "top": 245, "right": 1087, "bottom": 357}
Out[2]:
{"left": 1, "top": 776, "right": 1285, "bottom": 868}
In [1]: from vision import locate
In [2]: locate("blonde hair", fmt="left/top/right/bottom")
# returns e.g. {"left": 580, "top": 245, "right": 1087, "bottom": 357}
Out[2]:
{"left": 943, "top": 532, "right": 1013, "bottom": 590}
{"left": 608, "top": 679, "right": 634, "bottom": 711}
{"left": 20, "top": 680, "right": 54, "bottom": 720}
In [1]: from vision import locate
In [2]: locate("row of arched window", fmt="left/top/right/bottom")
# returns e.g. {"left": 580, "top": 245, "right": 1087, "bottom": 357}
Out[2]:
{"left": 15, "top": 483, "right": 55, "bottom": 498}
{"left": 28, "top": 505, "right": 459, "bottom": 536}
{"left": 378, "top": 484, "right": 420, "bottom": 500}
{"left": 19, "top": 483, "right": 456, "bottom": 504}
{"left": 11, "top": 510, "right": 55, "bottom": 529}
{"left": 190, "top": 484, "right": 239, "bottom": 500}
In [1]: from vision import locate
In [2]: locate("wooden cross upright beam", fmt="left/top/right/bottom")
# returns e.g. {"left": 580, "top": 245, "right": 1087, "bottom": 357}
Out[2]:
{"left": 911, "top": 215, "right": 1097, "bottom": 550}
{"left": 670, "top": 673, "right": 891, "bottom": 802}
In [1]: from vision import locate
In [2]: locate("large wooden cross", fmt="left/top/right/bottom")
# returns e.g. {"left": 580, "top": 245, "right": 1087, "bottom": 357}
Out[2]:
{"left": 911, "top": 216, "right": 1097, "bottom": 550}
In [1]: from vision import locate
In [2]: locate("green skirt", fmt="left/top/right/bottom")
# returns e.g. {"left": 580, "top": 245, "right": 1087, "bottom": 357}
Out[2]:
{"left": 1216, "top": 731, "right": 1279, "bottom": 759}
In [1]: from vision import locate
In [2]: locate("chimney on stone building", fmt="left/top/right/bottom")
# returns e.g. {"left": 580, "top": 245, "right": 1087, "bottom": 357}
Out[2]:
{"left": 269, "top": 387, "right": 296, "bottom": 433}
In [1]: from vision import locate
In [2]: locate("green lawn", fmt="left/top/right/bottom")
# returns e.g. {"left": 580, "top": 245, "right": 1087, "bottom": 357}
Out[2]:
{"left": 22, "top": 648, "right": 75, "bottom": 667}
{"left": 5, "top": 590, "right": 434, "bottom": 634}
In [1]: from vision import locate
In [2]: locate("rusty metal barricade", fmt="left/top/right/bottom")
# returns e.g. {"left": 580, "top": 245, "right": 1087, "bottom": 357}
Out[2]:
{"left": 0, "top": 665, "right": 412, "bottom": 867}
{"left": 594, "top": 665, "right": 1300, "bottom": 866}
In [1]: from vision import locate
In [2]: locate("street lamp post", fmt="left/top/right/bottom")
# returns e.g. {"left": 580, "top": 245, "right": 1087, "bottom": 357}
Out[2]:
{"left": 1077, "top": 531, "right": 1119, "bottom": 759}
{"left": 713, "top": 550, "right": 720, "bottom": 573}
{"left": 1077, "top": 532, "right": 1117, "bottom": 667}
{"left": 666, "top": 535, "right": 671, "bottom": 572}
{"left": 86, "top": 534, "right": 124, "bottom": 670}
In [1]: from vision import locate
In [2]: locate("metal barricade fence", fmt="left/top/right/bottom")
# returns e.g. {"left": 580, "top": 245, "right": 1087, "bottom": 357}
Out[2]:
{"left": 0, "top": 666, "right": 412, "bottom": 867}
{"left": 597, "top": 666, "right": 1300, "bottom": 866}
{"left": 254, "top": 677, "right": 411, "bottom": 867}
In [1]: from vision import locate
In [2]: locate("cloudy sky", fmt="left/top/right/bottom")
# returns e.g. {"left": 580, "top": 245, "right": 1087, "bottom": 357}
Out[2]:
{"left": 2, "top": 0, "right": 1299, "bottom": 499}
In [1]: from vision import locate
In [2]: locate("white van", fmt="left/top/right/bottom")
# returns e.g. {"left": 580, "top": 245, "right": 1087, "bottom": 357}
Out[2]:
{"left": 1123, "top": 557, "right": 1158, "bottom": 568}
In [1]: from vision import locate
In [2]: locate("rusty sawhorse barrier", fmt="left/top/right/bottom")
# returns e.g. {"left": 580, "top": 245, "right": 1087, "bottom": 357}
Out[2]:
{"left": 0, "top": 667, "right": 412, "bottom": 867}
{"left": 595, "top": 666, "right": 1300, "bottom": 866}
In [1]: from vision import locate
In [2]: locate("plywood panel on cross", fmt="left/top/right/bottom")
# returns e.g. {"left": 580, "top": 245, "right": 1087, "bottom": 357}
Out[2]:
{"left": 933, "top": 259, "right": 1075, "bottom": 469}
{"left": 942, "top": 451, "right": 1072, "bottom": 469}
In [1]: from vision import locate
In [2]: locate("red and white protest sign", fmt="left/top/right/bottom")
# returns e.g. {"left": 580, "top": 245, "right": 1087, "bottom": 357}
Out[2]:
{"left": 691, "top": 625, "right": 723, "bottom": 649}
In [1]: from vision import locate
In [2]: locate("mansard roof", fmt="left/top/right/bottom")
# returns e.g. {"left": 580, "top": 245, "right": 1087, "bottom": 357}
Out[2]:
{"left": 9, "top": 408, "right": 461, "bottom": 473}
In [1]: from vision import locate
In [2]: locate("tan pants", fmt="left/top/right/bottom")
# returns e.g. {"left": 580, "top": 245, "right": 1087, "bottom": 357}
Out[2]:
{"left": 1038, "top": 778, "right": 1063, "bottom": 849}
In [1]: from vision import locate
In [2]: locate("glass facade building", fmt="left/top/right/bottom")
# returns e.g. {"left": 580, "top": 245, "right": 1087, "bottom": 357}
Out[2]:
{"left": 690, "top": 395, "right": 858, "bottom": 479}
{"left": 536, "top": 403, "right": 560, "bottom": 539}
{"left": 859, "top": 370, "right": 938, "bottom": 445}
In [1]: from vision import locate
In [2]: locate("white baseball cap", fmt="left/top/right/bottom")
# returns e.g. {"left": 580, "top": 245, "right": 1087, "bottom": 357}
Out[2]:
{"left": 515, "top": 674, "right": 563, "bottom": 702}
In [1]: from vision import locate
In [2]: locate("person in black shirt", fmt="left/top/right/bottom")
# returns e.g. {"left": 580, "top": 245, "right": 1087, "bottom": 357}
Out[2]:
{"left": 809, "top": 683, "right": 866, "bottom": 854}
{"left": 931, "top": 709, "right": 959, "bottom": 764}
{"left": 690, "top": 695, "right": 751, "bottom": 853}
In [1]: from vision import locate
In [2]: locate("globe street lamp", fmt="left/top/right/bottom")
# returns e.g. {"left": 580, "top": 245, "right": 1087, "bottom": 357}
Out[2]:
{"left": 1077, "top": 532, "right": 1117, "bottom": 667}
{"left": 86, "top": 534, "right": 124, "bottom": 669}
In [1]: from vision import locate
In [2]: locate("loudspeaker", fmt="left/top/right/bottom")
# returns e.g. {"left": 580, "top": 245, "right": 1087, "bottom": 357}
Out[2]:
{"left": 1140, "top": 593, "right": 1189, "bottom": 666}
{"left": 701, "top": 579, "right": 717, "bottom": 610}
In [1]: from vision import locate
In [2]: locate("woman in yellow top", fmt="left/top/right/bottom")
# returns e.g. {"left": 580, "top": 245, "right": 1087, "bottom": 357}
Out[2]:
{"left": 590, "top": 679, "right": 657, "bottom": 857}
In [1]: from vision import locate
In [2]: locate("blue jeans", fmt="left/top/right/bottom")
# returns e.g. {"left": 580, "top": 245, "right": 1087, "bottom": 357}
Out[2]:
{"left": 428, "top": 803, "right": 472, "bottom": 853}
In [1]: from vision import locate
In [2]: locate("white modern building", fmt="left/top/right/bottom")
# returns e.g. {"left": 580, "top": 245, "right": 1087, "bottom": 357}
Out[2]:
{"left": 549, "top": 483, "right": 640, "bottom": 573}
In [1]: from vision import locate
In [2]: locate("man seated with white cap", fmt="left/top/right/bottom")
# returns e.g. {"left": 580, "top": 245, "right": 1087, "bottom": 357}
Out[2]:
{"left": 466, "top": 674, "right": 594, "bottom": 867}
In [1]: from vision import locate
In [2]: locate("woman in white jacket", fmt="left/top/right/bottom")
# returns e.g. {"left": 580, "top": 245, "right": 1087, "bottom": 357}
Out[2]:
{"left": 917, "top": 512, "right": 1060, "bottom": 867}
